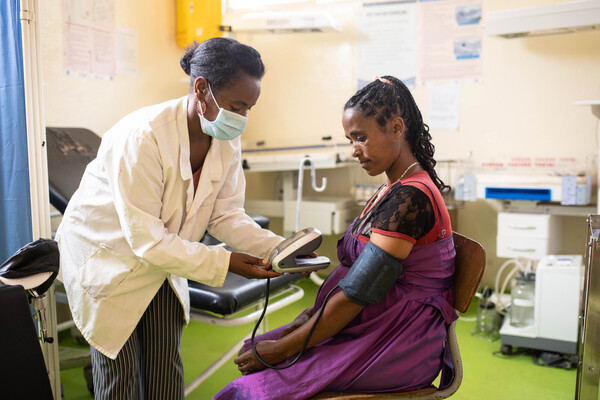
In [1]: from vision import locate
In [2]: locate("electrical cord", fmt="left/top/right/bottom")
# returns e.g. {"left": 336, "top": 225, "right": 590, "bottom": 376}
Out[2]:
{"left": 250, "top": 277, "right": 338, "bottom": 370}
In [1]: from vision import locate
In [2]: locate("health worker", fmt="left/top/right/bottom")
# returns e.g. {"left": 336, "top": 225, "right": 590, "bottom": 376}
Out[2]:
{"left": 56, "top": 37, "right": 284, "bottom": 399}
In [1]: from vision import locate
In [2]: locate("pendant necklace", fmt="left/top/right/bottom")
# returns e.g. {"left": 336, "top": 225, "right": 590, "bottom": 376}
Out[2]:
{"left": 382, "top": 161, "right": 420, "bottom": 192}
{"left": 397, "top": 161, "right": 420, "bottom": 182}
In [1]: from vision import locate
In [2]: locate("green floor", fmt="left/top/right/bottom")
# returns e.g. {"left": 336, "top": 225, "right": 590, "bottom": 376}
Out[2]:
{"left": 59, "top": 279, "right": 576, "bottom": 399}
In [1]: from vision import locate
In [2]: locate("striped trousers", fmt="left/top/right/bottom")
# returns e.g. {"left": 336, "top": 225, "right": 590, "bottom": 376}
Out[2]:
{"left": 90, "top": 280, "right": 185, "bottom": 399}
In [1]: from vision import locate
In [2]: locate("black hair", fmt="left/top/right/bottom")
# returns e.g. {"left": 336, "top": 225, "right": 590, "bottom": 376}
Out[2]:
{"left": 344, "top": 75, "right": 449, "bottom": 192}
{"left": 180, "top": 37, "right": 265, "bottom": 91}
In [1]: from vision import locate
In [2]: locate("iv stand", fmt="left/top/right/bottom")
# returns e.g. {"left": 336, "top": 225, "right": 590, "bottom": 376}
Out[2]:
{"left": 296, "top": 157, "right": 327, "bottom": 286}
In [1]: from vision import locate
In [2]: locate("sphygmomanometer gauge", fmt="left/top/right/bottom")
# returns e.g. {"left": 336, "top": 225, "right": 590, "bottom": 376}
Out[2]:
{"left": 268, "top": 227, "right": 330, "bottom": 273}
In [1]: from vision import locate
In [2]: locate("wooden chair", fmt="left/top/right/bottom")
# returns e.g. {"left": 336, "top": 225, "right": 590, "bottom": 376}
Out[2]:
{"left": 311, "top": 231, "right": 486, "bottom": 400}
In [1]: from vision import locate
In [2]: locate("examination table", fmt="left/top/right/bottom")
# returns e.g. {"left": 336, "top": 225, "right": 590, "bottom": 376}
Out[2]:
{"left": 46, "top": 126, "right": 307, "bottom": 396}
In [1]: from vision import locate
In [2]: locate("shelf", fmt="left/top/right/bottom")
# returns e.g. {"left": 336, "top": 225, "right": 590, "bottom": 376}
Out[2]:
{"left": 242, "top": 147, "right": 354, "bottom": 172}
{"left": 575, "top": 100, "right": 600, "bottom": 118}
{"left": 501, "top": 201, "right": 596, "bottom": 217}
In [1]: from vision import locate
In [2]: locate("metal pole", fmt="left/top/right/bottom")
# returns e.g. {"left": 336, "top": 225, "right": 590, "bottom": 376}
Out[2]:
{"left": 19, "top": 0, "right": 60, "bottom": 397}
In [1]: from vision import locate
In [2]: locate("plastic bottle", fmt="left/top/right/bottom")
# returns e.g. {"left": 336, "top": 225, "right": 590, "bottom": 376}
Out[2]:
{"left": 510, "top": 272, "right": 535, "bottom": 328}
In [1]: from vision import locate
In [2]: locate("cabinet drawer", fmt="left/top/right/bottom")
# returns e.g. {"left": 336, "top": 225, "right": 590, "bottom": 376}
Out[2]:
{"left": 497, "top": 235, "right": 559, "bottom": 260}
{"left": 497, "top": 213, "right": 559, "bottom": 238}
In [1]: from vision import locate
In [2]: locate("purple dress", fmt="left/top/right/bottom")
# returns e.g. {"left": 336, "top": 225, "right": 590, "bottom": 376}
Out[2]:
{"left": 215, "top": 180, "right": 457, "bottom": 400}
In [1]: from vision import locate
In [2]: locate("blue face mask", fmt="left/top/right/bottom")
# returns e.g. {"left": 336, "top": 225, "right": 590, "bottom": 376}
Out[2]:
{"left": 197, "top": 84, "right": 247, "bottom": 140}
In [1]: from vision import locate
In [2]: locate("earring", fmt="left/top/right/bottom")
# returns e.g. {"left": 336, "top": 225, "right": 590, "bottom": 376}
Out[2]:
{"left": 196, "top": 99, "right": 207, "bottom": 115}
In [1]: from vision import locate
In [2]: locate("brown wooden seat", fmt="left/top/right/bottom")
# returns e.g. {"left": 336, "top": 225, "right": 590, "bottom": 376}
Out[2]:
{"left": 311, "top": 231, "right": 486, "bottom": 400}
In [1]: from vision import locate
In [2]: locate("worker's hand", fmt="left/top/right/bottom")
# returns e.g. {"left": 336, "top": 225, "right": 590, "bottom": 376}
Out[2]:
{"left": 228, "top": 252, "right": 282, "bottom": 279}
{"left": 280, "top": 306, "right": 314, "bottom": 338}
{"left": 298, "top": 252, "right": 318, "bottom": 258}
{"left": 296, "top": 252, "right": 319, "bottom": 275}
{"left": 234, "top": 340, "right": 285, "bottom": 375}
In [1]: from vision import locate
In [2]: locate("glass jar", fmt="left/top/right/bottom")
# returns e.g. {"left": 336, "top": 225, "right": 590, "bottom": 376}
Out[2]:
{"left": 510, "top": 272, "right": 535, "bottom": 328}
{"left": 472, "top": 287, "right": 500, "bottom": 341}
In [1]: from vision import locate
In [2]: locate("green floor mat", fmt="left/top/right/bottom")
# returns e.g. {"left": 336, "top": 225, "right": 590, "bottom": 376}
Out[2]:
{"left": 60, "top": 280, "right": 577, "bottom": 399}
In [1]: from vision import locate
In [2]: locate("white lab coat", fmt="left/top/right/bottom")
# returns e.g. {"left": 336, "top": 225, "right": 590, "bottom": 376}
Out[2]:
{"left": 56, "top": 96, "right": 283, "bottom": 359}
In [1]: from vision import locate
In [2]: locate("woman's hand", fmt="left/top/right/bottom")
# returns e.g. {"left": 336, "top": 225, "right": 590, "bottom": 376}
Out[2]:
{"left": 228, "top": 252, "right": 282, "bottom": 279}
{"left": 279, "top": 306, "right": 314, "bottom": 338}
{"left": 235, "top": 292, "right": 364, "bottom": 376}
{"left": 234, "top": 340, "right": 286, "bottom": 375}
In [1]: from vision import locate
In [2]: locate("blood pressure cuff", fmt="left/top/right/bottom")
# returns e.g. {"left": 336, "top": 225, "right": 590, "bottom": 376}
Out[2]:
{"left": 338, "top": 241, "right": 403, "bottom": 306}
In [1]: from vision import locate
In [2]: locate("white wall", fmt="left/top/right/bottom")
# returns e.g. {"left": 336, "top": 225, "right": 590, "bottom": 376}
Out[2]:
{"left": 38, "top": 0, "right": 600, "bottom": 287}
{"left": 39, "top": 0, "right": 190, "bottom": 136}
{"left": 225, "top": 0, "right": 600, "bottom": 286}
{"left": 226, "top": 1, "right": 600, "bottom": 164}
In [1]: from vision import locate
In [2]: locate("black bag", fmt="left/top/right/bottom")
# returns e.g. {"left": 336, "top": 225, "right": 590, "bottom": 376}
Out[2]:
{"left": 532, "top": 350, "right": 578, "bottom": 370}
{"left": 0, "top": 238, "right": 59, "bottom": 294}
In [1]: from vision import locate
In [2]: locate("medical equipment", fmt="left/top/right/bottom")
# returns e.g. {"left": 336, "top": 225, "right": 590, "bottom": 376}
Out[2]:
{"left": 500, "top": 254, "right": 583, "bottom": 355}
{"left": 509, "top": 271, "right": 535, "bottom": 328}
{"left": 251, "top": 280, "right": 337, "bottom": 370}
{"left": 472, "top": 287, "right": 501, "bottom": 341}
{"left": 455, "top": 173, "right": 592, "bottom": 205}
{"left": 338, "top": 241, "right": 404, "bottom": 306}
{"left": 252, "top": 233, "right": 403, "bottom": 370}
{"left": 268, "top": 227, "right": 331, "bottom": 273}
{"left": 252, "top": 227, "right": 331, "bottom": 370}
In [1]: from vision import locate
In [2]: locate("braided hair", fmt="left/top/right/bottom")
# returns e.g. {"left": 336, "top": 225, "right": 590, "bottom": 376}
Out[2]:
{"left": 344, "top": 75, "right": 449, "bottom": 192}
{"left": 180, "top": 38, "right": 265, "bottom": 91}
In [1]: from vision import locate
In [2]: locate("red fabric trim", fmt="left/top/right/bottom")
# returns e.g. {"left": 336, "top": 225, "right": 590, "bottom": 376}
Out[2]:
{"left": 356, "top": 234, "right": 370, "bottom": 244}
{"left": 371, "top": 228, "right": 417, "bottom": 244}
{"left": 396, "top": 171, "right": 452, "bottom": 245}
{"left": 359, "top": 185, "right": 387, "bottom": 219}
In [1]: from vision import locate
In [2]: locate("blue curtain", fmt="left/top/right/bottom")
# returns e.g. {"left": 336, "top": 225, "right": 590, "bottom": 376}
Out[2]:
{"left": 0, "top": 0, "right": 33, "bottom": 262}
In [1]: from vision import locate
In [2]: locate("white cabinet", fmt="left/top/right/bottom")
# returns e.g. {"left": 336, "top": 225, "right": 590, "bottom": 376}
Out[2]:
{"left": 283, "top": 196, "right": 355, "bottom": 236}
{"left": 497, "top": 212, "right": 561, "bottom": 259}
{"left": 245, "top": 196, "right": 355, "bottom": 236}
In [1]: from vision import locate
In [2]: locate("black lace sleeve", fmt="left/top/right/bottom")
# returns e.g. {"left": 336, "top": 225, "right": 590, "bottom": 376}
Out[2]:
{"left": 371, "top": 184, "right": 435, "bottom": 241}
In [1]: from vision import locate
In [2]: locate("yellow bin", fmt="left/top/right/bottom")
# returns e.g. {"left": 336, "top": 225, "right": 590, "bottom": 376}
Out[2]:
{"left": 176, "top": 0, "right": 223, "bottom": 48}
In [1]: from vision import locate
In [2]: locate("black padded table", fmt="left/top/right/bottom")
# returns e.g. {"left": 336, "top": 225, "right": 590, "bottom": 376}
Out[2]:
{"left": 46, "top": 127, "right": 101, "bottom": 214}
{"left": 189, "top": 271, "right": 306, "bottom": 316}
{"left": 191, "top": 221, "right": 307, "bottom": 317}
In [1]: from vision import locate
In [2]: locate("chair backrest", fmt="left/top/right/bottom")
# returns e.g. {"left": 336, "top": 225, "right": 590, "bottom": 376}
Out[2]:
{"left": 452, "top": 231, "right": 486, "bottom": 313}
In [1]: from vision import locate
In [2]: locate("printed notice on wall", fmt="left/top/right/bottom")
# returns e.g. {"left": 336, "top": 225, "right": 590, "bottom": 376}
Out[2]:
{"left": 63, "top": 0, "right": 116, "bottom": 79}
{"left": 418, "top": 0, "right": 482, "bottom": 82}
{"left": 357, "top": 1, "right": 417, "bottom": 89}
{"left": 428, "top": 82, "right": 460, "bottom": 130}
{"left": 63, "top": 21, "right": 92, "bottom": 75}
{"left": 91, "top": 24, "right": 116, "bottom": 78}
{"left": 115, "top": 26, "right": 138, "bottom": 76}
